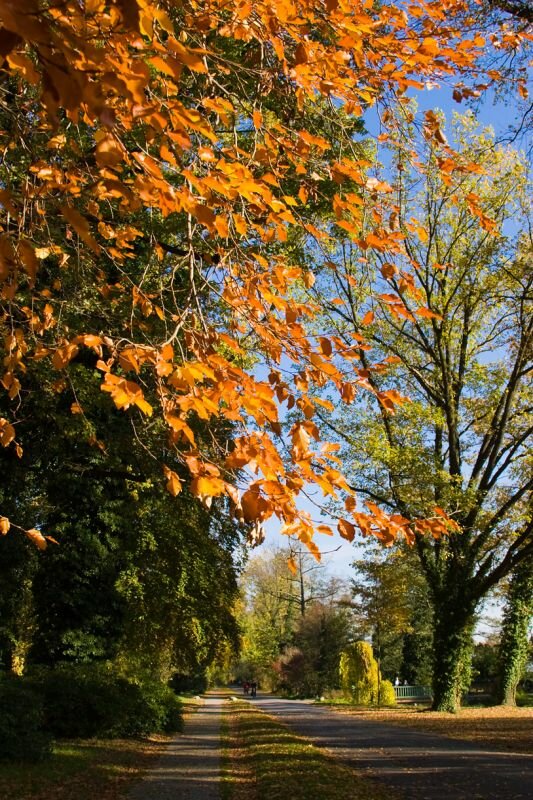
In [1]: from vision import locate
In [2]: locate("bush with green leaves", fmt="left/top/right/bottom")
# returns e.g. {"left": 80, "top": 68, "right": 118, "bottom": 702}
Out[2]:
{"left": 0, "top": 676, "right": 53, "bottom": 761}
{"left": 34, "top": 664, "right": 182, "bottom": 738}
{"left": 378, "top": 679, "right": 397, "bottom": 706}
{"left": 339, "top": 642, "right": 379, "bottom": 705}
{"left": 338, "top": 643, "right": 397, "bottom": 706}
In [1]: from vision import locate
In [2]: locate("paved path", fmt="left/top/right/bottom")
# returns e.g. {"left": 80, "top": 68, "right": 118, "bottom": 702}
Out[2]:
{"left": 129, "top": 695, "right": 223, "bottom": 800}
{"left": 252, "top": 696, "right": 533, "bottom": 800}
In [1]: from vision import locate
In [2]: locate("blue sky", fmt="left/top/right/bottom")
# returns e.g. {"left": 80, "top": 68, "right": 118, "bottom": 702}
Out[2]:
{"left": 258, "top": 70, "right": 531, "bottom": 585}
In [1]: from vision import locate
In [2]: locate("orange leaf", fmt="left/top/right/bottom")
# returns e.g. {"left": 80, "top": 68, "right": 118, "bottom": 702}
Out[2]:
{"left": 164, "top": 466, "right": 182, "bottom": 497}
{"left": 319, "top": 337, "right": 332, "bottom": 357}
{"left": 167, "top": 39, "right": 208, "bottom": 73}
{"left": 60, "top": 205, "right": 101, "bottom": 254}
{"left": 26, "top": 528, "right": 47, "bottom": 550}
{"left": 0, "top": 516, "right": 10, "bottom": 535}
{"left": 337, "top": 518, "right": 355, "bottom": 541}
{"left": 317, "top": 524, "right": 334, "bottom": 536}
{"left": 416, "top": 307, "right": 442, "bottom": 320}
{"left": 344, "top": 495, "right": 356, "bottom": 512}
{"left": 0, "top": 418, "right": 16, "bottom": 447}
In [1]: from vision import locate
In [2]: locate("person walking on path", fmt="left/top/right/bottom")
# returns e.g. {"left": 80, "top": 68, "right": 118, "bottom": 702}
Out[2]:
{"left": 129, "top": 693, "right": 223, "bottom": 800}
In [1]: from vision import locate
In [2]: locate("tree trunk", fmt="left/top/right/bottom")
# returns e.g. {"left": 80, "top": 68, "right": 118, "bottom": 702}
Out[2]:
{"left": 496, "top": 557, "right": 533, "bottom": 706}
{"left": 431, "top": 598, "right": 475, "bottom": 712}
{"left": 9, "top": 575, "right": 36, "bottom": 677}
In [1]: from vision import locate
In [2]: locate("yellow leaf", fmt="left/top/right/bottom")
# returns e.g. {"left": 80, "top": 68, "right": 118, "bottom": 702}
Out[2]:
{"left": 215, "top": 215, "right": 229, "bottom": 238}
{"left": 191, "top": 475, "right": 226, "bottom": 498}
{"left": 0, "top": 516, "right": 10, "bottom": 535}
{"left": 94, "top": 131, "right": 125, "bottom": 167}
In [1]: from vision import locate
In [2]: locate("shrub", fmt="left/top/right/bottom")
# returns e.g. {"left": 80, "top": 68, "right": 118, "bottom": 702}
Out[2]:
{"left": 378, "top": 679, "right": 397, "bottom": 706}
{"left": 0, "top": 676, "right": 53, "bottom": 762}
{"left": 35, "top": 664, "right": 182, "bottom": 738}
{"left": 339, "top": 642, "right": 379, "bottom": 705}
{"left": 170, "top": 671, "right": 208, "bottom": 695}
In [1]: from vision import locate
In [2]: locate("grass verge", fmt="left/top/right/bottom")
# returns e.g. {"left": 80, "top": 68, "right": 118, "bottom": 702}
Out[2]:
{"left": 0, "top": 735, "right": 173, "bottom": 800}
{"left": 221, "top": 700, "right": 396, "bottom": 800}
{"left": 320, "top": 703, "right": 533, "bottom": 753}
{"left": 0, "top": 694, "right": 205, "bottom": 800}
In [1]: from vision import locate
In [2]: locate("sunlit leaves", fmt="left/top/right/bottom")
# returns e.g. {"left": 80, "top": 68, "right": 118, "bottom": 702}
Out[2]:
{"left": 25, "top": 528, "right": 47, "bottom": 550}
{"left": 0, "top": 0, "right": 524, "bottom": 553}
{"left": 164, "top": 466, "right": 182, "bottom": 497}
{"left": 101, "top": 374, "right": 153, "bottom": 416}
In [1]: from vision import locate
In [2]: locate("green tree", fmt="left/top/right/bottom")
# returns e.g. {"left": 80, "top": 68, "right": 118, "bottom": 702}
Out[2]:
{"left": 350, "top": 546, "right": 431, "bottom": 683}
{"left": 313, "top": 114, "right": 532, "bottom": 711}
{"left": 288, "top": 602, "right": 353, "bottom": 696}
{"left": 496, "top": 555, "right": 533, "bottom": 705}
{"left": 237, "top": 546, "right": 349, "bottom": 689}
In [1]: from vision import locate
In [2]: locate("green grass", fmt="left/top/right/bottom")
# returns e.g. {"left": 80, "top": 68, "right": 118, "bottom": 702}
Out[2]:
{"left": 221, "top": 700, "right": 396, "bottom": 800}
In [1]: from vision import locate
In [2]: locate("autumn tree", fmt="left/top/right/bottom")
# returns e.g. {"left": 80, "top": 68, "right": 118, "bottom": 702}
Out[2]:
{"left": 0, "top": 1, "right": 529, "bottom": 557}
{"left": 237, "top": 545, "right": 349, "bottom": 688}
{"left": 0, "top": 278, "right": 243, "bottom": 678}
{"left": 311, "top": 115, "right": 532, "bottom": 711}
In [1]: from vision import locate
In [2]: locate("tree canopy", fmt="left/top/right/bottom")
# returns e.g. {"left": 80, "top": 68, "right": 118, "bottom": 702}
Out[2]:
{"left": 0, "top": 0, "right": 529, "bottom": 553}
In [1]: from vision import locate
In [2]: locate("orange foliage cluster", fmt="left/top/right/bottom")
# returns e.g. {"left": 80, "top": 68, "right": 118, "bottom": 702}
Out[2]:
{"left": 0, "top": 0, "right": 525, "bottom": 550}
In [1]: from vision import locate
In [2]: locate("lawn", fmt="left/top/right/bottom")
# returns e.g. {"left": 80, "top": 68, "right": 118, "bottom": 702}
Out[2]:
{"left": 0, "top": 695, "right": 201, "bottom": 800}
{"left": 220, "top": 699, "right": 397, "bottom": 800}
{"left": 0, "top": 736, "right": 170, "bottom": 800}
{"left": 322, "top": 703, "right": 533, "bottom": 754}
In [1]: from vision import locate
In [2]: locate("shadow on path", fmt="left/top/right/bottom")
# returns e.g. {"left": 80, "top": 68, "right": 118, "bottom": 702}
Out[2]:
{"left": 129, "top": 694, "right": 227, "bottom": 800}
{"left": 252, "top": 696, "right": 533, "bottom": 800}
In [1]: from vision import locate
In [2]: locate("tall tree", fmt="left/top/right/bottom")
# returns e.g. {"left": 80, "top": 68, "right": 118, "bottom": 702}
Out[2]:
{"left": 279, "top": 601, "right": 353, "bottom": 696}
{"left": 350, "top": 546, "right": 432, "bottom": 682}
{"left": 496, "top": 555, "right": 533, "bottom": 705}
{"left": 237, "top": 546, "right": 347, "bottom": 687}
{"left": 312, "top": 115, "right": 532, "bottom": 711}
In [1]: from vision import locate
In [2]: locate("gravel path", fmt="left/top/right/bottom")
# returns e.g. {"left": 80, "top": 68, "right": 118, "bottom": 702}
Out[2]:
{"left": 252, "top": 696, "right": 533, "bottom": 800}
{"left": 129, "top": 695, "right": 223, "bottom": 800}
